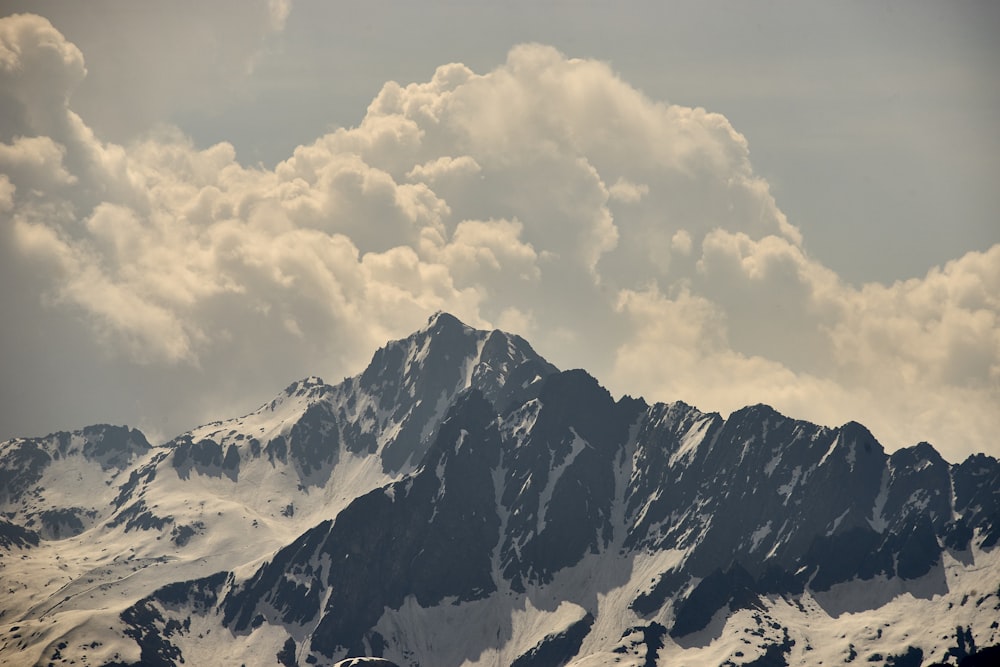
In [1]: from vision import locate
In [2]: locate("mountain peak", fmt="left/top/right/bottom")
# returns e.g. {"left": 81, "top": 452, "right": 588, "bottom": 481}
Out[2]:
{"left": 282, "top": 375, "right": 328, "bottom": 395}
{"left": 356, "top": 312, "right": 558, "bottom": 471}
{"left": 423, "top": 310, "right": 473, "bottom": 334}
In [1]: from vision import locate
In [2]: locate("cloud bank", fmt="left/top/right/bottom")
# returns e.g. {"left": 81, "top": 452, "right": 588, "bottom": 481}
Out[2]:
{"left": 1, "top": 13, "right": 996, "bottom": 461}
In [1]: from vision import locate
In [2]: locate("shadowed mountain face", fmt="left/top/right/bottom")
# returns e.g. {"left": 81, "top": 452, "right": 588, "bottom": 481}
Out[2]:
{"left": 2, "top": 313, "right": 999, "bottom": 667}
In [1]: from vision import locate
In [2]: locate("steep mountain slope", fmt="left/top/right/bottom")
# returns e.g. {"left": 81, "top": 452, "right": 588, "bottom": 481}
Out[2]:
{"left": 0, "top": 313, "right": 556, "bottom": 665}
{"left": 1, "top": 313, "right": 997, "bottom": 666}
{"left": 91, "top": 312, "right": 557, "bottom": 577}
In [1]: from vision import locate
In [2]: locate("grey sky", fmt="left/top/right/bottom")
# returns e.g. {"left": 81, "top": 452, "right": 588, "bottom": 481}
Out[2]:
{"left": 1, "top": 1, "right": 997, "bottom": 462}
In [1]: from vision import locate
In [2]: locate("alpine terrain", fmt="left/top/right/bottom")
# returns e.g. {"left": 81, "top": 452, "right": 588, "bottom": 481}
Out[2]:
{"left": 1, "top": 312, "right": 998, "bottom": 666}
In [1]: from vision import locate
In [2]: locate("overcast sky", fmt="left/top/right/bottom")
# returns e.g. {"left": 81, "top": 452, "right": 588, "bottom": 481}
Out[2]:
{"left": 1, "top": 1, "right": 997, "bottom": 462}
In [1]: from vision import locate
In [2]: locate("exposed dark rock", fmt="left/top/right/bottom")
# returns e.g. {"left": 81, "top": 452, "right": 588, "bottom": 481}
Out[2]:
{"left": 117, "top": 572, "right": 227, "bottom": 667}
{"left": 277, "top": 636, "right": 297, "bottom": 667}
{"left": 613, "top": 622, "right": 667, "bottom": 667}
{"left": 511, "top": 612, "right": 595, "bottom": 667}
{"left": 223, "top": 390, "right": 504, "bottom": 657}
{"left": 0, "top": 518, "right": 39, "bottom": 549}
{"left": 670, "top": 564, "right": 761, "bottom": 638}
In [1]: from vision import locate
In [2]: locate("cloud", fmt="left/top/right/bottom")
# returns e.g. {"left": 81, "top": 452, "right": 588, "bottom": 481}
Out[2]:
{"left": 0, "top": 13, "right": 87, "bottom": 136}
{"left": 0, "top": 2, "right": 293, "bottom": 148}
{"left": 0, "top": 15, "right": 997, "bottom": 462}
{"left": 0, "top": 136, "right": 77, "bottom": 189}
{"left": 0, "top": 175, "right": 14, "bottom": 211}
{"left": 267, "top": 0, "right": 292, "bottom": 31}
{"left": 611, "top": 233, "right": 1000, "bottom": 461}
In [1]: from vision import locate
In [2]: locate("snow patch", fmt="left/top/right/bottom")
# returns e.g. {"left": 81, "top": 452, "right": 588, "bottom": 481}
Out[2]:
{"left": 827, "top": 508, "right": 850, "bottom": 536}
{"left": 669, "top": 416, "right": 712, "bottom": 467}
{"left": 777, "top": 466, "right": 801, "bottom": 504}
{"left": 818, "top": 432, "right": 840, "bottom": 468}
{"left": 749, "top": 521, "right": 772, "bottom": 552}
{"left": 869, "top": 468, "right": 891, "bottom": 533}
{"left": 537, "top": 429, "right": 587, "bottom": 535}
{"left": 763, "top": 453, "right": 782, "bottom": 477}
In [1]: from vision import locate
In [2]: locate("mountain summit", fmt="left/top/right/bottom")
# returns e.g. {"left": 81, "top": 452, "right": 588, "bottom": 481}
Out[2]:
{"left": 1, "top": 314, "right": 998, "bottom": 666}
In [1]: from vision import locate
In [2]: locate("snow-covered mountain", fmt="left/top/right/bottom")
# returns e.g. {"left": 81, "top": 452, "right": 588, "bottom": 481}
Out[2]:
{"left": 1, "top": 312, "right": 998, "bottom": 666}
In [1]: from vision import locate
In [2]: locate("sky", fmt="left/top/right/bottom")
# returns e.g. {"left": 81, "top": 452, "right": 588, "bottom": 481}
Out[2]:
{"left": 0, "top": 1, "right": 997, "bottom": 463}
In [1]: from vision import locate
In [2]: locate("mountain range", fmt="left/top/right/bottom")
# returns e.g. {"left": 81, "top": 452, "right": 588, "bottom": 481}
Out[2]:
{"left": 1, "top": 312, "right": 998, "bottom": 666}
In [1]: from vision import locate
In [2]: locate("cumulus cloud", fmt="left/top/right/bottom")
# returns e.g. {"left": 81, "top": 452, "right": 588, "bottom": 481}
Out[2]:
{"left": 610, "top": 229, "right": 1000, "bottom": 460}
{"left": 0, "top": 15, "right": 997, "bottom": 462}
{"left": 0, "top": 13, "right": 87, "bottom": 136}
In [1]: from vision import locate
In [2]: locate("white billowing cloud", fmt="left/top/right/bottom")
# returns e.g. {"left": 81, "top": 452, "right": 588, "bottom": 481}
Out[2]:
{"left": 611, "top": 283, "right": 853, "bottom": 416}
{"left": 432, "top": 218, "right": 541, "bottom": 284}
{"left": 0, "top": 136, "right": 76, "bottom": 189}
{"left": 832, "top": 247, "right": 1000, "bottom": 390}
{"left": 406, "top": 155, "right": 482, "bottom": 184}
{"left": 607, "top": 178, "right": 649, "bottom": 204}
{"left": 670, "top": 229, "right": 693, "bottom": 256}
{"left": 0, "top": 13, "right": 87, "bottom": 134}
{"left": 1, "top": 15, "right": 997, "bottom": 461}
{"left": 611, "top": 231, "right": 999, "bottom": 460}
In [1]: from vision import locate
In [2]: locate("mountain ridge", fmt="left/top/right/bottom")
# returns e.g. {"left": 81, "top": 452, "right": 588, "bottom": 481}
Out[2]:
{"left": 0, "top": 313, "right": 997, "bottom": 666}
